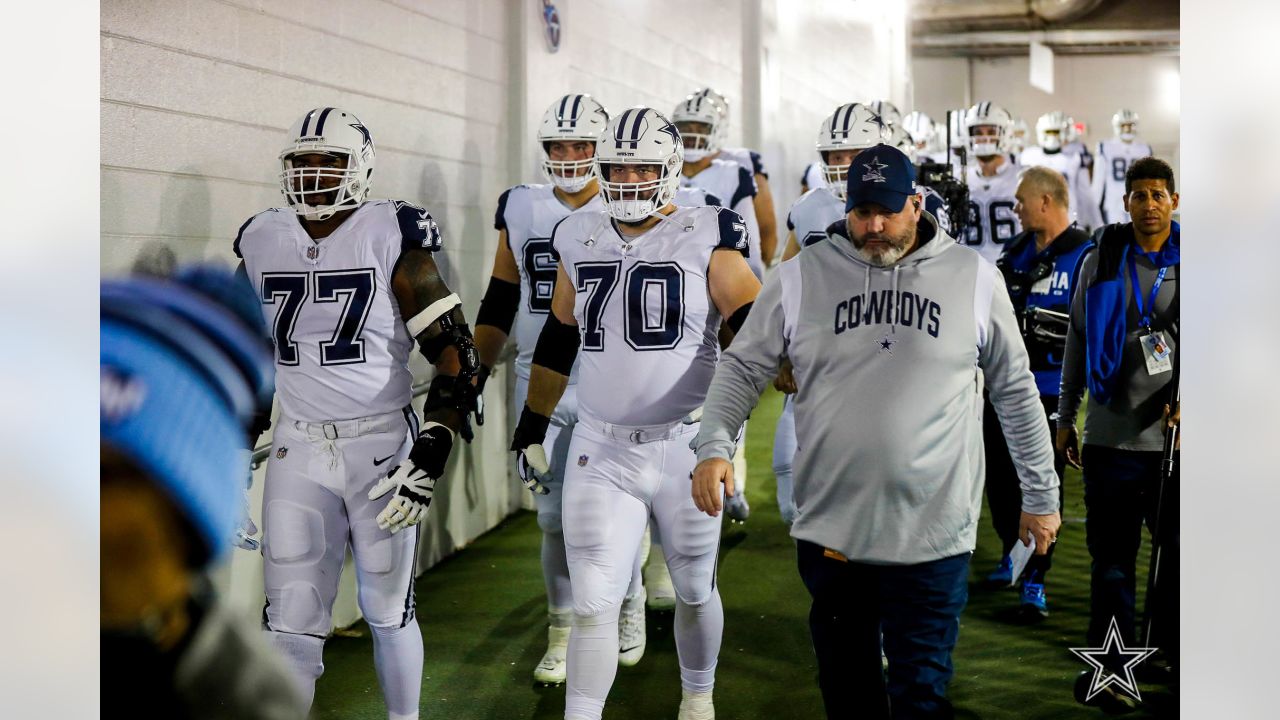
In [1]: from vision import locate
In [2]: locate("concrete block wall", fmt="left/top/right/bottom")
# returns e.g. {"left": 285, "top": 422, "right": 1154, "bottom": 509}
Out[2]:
{"left": 100, "top": 0, "right": 903, "bottom": 627}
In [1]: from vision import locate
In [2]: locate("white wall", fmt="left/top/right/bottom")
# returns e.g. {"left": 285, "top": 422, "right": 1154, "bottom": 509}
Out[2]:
{"left": 101, "top": 0, "right": 904, "bottom": 627}
{"left": 913, "top": 54, "right": 1181, "bottom": 176}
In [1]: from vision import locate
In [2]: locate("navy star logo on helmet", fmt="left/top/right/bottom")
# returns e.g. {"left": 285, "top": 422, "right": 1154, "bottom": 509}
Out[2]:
{"left": 349, "top": 122, "right": 372, "bottom": 150}
{"left": 657, "top": 121, "right": 681, "bottom": 147}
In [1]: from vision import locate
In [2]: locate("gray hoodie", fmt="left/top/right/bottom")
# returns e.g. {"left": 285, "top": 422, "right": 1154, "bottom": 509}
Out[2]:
{"left": 695, "top": 212, "right": 1058, "bottom": 564}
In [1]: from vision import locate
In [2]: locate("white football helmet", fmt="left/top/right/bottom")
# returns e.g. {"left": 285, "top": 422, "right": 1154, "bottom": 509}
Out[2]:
{"left": 689, "top": 87, "right": 730, "bottom": 145}
{"left": 279, "top": 107, "right": 375, "bottom": 221}
{"left": 965, "top": 101, "right": 1013, "bottom": 158}
{"left": 595, "top": 107, "right": 684, "bottom": 222}
{"left": 902, "top": 111, "right": 935, "bottom": 150}
{"left": 1008, "top": 118, "right": 1030, "bottom": 155}
{"left": 867, "top": 100, "right": 902, "bottom": 128}
{"left": 888, "top": 126, "right": 917, "bottom": 163}
{"left": 538, "top": 94, "right": 609, "bottom": 192}
{"left": 672, "top": 91, "right": 724, "bottom": 162}
{"left": 1113, "top": 108, "right": 1140, "bottom": 142}
{"left": 1036, "top": 111, "right": 1070, "bottom": 152}
{"left": 816, "top": 102, "right": 890, "bottom": 200}
{"left": 1065, "top": 116, "right": 1082, "bottom": 144}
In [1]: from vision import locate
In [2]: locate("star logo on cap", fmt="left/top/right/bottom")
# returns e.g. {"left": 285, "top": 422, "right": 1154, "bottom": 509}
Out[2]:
{"left": 862, "top": 157, "right": 889, "bottom": 183}
{"left": 1069, "top": 617, "right": 1157, "bottom": 703}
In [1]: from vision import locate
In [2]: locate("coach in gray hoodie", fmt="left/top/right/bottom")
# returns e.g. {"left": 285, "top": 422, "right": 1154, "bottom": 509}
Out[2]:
{"left": 691, "top": 144, "right": 1060, "bottom": 719}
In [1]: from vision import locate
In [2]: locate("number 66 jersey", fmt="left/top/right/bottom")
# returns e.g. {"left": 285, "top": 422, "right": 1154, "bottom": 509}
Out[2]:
{"left": 233, "top": 200, "right": 442, "bottom": 423}
{"left": 551, "top": 205, "right": 749, "bottom": 427}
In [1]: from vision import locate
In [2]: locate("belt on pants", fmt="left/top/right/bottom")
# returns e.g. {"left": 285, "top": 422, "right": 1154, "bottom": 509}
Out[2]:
{"left": 290, "top": 409, "right": 408, "bottom": 441}
{"left": 586, "top": 416, "right": 696, "bottom": 444}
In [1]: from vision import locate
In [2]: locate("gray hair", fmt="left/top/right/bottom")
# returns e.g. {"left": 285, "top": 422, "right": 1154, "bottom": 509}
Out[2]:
{"left": 1018, "top": 165, "right": 1069, "bottom": 209}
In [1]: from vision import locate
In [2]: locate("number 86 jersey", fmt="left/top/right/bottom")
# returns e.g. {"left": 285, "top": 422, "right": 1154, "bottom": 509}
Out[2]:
{"left": 551, "top": 205, "right": 750, "bottom": 427}
{"left": 234, "top": 200, "right": 442, "bottom": 423}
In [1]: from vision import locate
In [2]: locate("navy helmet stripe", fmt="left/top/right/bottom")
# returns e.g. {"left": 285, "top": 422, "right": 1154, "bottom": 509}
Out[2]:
{"left": 841, "top": 104, "right": 856, "bottom": 134}
{"left": 570, "top": 95, "right": 582, "bottom": 122}
{"left": 299, "top": 108, "right": 318, "bottom": 137}
{"left": 314, "top": 107, "right": 335, "bottom": 135}
{"left": 558, "top": 95, "right": 570, "bottom": 121}
{"left": 629, "top": 108, "right": 647, "bottom": 140}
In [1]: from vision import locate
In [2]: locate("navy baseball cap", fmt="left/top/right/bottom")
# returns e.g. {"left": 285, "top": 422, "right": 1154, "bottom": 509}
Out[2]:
{"left": 844, "top": 143, "right": 917, "bottom": 213}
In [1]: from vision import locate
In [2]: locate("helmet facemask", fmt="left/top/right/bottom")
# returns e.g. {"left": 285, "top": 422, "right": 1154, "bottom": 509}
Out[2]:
{"left": 968, "top": 125, "right": 1004, "bottom": 158}
{"left": 541, "top": 141, "right": 597, "bottom": 193}
{"left": 279, "top": 150, "right": 368, "bottom": 221}
{"left": 597, "top": 160, "right": 679, "bottom": 222}
{"left": 675, "top": 120, "right": 719, "bottom": 162}
{"left": 820, "top": 149, "right": 862, "bottom": 201}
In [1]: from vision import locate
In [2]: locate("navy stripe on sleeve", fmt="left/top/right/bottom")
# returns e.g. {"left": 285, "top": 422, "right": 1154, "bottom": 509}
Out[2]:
{"left": 494, "top": 188, "right": 513, "bottom": 231}
{"left": 714, "top": 208, "right": 750, "bottom": 257}
{"left": 730, "top": 167, "right": 757, "bottom": 209}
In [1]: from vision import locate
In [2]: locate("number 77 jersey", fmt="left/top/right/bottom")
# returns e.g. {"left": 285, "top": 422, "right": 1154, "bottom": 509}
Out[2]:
{"left": 234, "top": 200, "right": 442, "bottom": 423}
{"left": 551, "top": 205, "right": 749, "bottom": 427}
{"left": 963, "top": 161, "right": 1022, "bottom": 265}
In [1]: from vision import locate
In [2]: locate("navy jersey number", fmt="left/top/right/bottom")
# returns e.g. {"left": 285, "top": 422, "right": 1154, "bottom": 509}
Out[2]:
{"left": 1112, "top": 157, "right": 1127, "bottom": 182}
{"left": 576, "top": 261, "right": 686, "bottom": 351}
{"left": 314, "top": 270, "right": 375, "bottom": 365}
{"left": 625, "top": 263, "right": 684, "bottom": 350}
{"left": 576, "top": 262, "right": 621, "bottom": 351}
{"left": 966, "top": 200, "right": 1018, "bottom": 245}
{"left": 522, "top": 238, "right": 557, "bottom": 314}
{"left": 260, "top": 269, "right": 376, "bottom": 366}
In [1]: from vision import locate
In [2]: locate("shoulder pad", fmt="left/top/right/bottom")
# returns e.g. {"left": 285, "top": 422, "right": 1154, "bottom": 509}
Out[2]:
{"left": 713, "top": 207, "right": 750, "bottom": 256}
{"left": 232, "top": 209, "right": 281, "bottom": 259}
{"left": 494, "top": 184, "right": 531, "bottom": 232}
{"left": 705, "top": 192, "right": 722, "bottom": 208}
{"left": 731, "top": 166, "right": 757, "bottom": 209}
{"left": 393, "top": 200, "right": 442, "bottom": 253}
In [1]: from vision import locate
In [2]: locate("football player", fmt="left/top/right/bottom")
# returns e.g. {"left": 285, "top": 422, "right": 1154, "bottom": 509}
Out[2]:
{"left": 962, "top": 101, "right": 1022, "bottom": 264}
{"left": 1093, "top": 109, "right": 1154, "bottom": 224}
{"left": 1020, "top": 111, "right": 1102, "bottom": 231}
{"left": 683, "top": 87, "right": 778, "bottom": 269}
{"left": 1062, "top": 115, "right": 1094, "bottom": 179}
{"left": 511, "top": 107, "right": 761, "bottom": 720}
{"left": 903, "top": 110, "right": 946, "bottom": 164}
{"left": 867, "top": 99, "right": 902, "bottom": 128}
{"left": 236, "top": 107, "right": 480, "bottom": 720}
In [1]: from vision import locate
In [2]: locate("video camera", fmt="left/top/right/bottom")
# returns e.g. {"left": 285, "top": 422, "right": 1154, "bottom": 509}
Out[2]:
{"left": 917, "top": 159, "right": 969, "bottom": 239}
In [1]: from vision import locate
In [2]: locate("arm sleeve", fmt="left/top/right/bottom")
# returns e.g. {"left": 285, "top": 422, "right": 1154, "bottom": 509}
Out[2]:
{"left": 977, "top": 263, "right": 1061, "bottom": 514}
{"left": 694, "top": 271, "right": 788, "bottom": 463}
{"left": 1057, "top": 249, "right": 1096, "bottom": 430}
{"left": 494, "top": 188, "right": 512, "bottom": 231}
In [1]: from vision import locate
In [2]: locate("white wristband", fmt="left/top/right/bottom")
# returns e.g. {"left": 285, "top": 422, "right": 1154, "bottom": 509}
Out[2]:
{"left": 406, "top": 293, "right": 461, "bottom": 337}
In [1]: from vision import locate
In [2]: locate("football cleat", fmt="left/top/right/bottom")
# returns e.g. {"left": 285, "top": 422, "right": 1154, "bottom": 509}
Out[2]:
{"left": 984, "top": 554, "right": 1013, "bottom": 587}
{"left": 677, "top": 688, "right": 716, "bottom": 720}
{"left": 534, "top": 624, "right": 571, "bottom": 685}
{"left": 645, "top": 557, "right": 676, "bottom": 611}
{"left": 618, "top": 591, "right": 647, "bottom": 667}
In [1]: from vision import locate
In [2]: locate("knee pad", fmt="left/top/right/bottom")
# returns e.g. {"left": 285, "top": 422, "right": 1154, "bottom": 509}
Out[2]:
{"left": 267, "top": 580, "right": 330, "bottom": 636}
{"left": 265, "top": 500, "right": 326, "bottom": 565}
{"left": 668, "top": 558, "right": 716, "bottom": 607}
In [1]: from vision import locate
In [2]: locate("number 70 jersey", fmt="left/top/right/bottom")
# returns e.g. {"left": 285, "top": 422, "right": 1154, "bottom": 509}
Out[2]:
{"left": 234, "top": 200, "right": 442, "bottom": 423}
{"left": 551, "top": 205, "right": 749, "bottom": 427}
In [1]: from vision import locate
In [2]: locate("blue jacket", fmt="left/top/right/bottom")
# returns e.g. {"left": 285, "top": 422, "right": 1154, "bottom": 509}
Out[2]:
{"left": 996, "top": 225, "right": 1093, "bottom": 396}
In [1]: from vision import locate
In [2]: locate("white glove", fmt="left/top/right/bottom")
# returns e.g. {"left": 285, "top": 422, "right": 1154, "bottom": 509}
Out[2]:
{"left": 517, "top": 443, "right": 552, "bottom": 495}
{"left": 682, "top": 406, "right": 704, "bottom": 424}
{"left": 368, "top": 422, "right": 454, "bottom": 534}
{"left": 232, "top": 488, "right": 260, "bottom": 551}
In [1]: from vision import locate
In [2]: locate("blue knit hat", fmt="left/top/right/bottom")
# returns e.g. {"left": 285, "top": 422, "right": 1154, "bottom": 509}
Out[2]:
{"left": 101, "top": 266, "right": 274, "bottom": 564}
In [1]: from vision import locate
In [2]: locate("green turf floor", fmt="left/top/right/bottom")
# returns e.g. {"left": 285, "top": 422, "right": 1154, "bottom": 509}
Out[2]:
{"left": 314, "top": 387, "right": 1176, "bottom": 719}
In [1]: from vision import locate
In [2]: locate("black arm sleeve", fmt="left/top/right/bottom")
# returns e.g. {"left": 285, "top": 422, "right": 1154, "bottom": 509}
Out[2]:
{"left": 726, "top": 302, "right": 754, "bottom": 334}
{"left": 531, "top": 313, "right": 580, "bottom": 376}
{"left": 475, "top": 276, "right": 520, "bottom": 334}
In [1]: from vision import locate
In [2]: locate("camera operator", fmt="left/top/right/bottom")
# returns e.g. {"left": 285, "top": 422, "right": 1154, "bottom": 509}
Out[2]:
{"left": 981, "top": 166, "right": 1092, "bottom": 619}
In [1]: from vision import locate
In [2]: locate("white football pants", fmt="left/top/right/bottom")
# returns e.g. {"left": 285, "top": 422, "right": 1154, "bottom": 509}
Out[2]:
{"left": 261, "top": 408, "right": 423, "bottom": 719}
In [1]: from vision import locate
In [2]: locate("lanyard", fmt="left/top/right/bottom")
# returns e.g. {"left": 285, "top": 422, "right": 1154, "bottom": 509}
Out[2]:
{"left": 1128, "top": 253, "right": 1167, "bottom": 330}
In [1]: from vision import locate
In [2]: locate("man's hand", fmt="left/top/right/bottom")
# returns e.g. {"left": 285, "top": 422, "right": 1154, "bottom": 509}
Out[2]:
{"left": 1019, "top": 511, "right": 1061, "bottom": 556}
{"left": 691, "top": 458, "right": 733, "bottom": 517}
{"left": 511, "top": 406, "right": 552, "bottom": 495}
{"left": 369, "top": 422, "right": 454, "bottom": 534}
{"left": 772, "top": 360, "right": 797, "bottom": 395}
{"left": 1055, "top": 426, "right": 1082, "bottom": 469}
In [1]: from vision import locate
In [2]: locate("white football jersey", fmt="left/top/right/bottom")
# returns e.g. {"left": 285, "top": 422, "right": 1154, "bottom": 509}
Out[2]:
{"left": 717, "top": 147, "right": 768, "bottom": 179}
{"left": 235, "top": 200, "right": 442, "bottom": 423}
{"left": 496, "top": 184, "right": 601, "bottom": 381}
{"left": 1094, "top": 137, "right": 1155, "bottom": 224}
{"left": 551, "top": 205, "right": 749, "bottom": 426}
{"left": 787, "top": 188, "right": 843, "bottom": 249}
{"left": 964, "top": 161, "right": 1022, "bottom": 264}
{"left": 679, "top": 158, "right": 762, "bottom": 278}
{"left": 496, "top": 184, "right": 721, "bottom": 380}
{"left": 1019, "top": 147, "right": 1103, "bottom": 229}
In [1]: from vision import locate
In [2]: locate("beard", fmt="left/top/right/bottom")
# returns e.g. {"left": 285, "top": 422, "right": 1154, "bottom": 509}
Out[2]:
{"left": 849, "top": 221, "right": 916, "bottom": 267}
